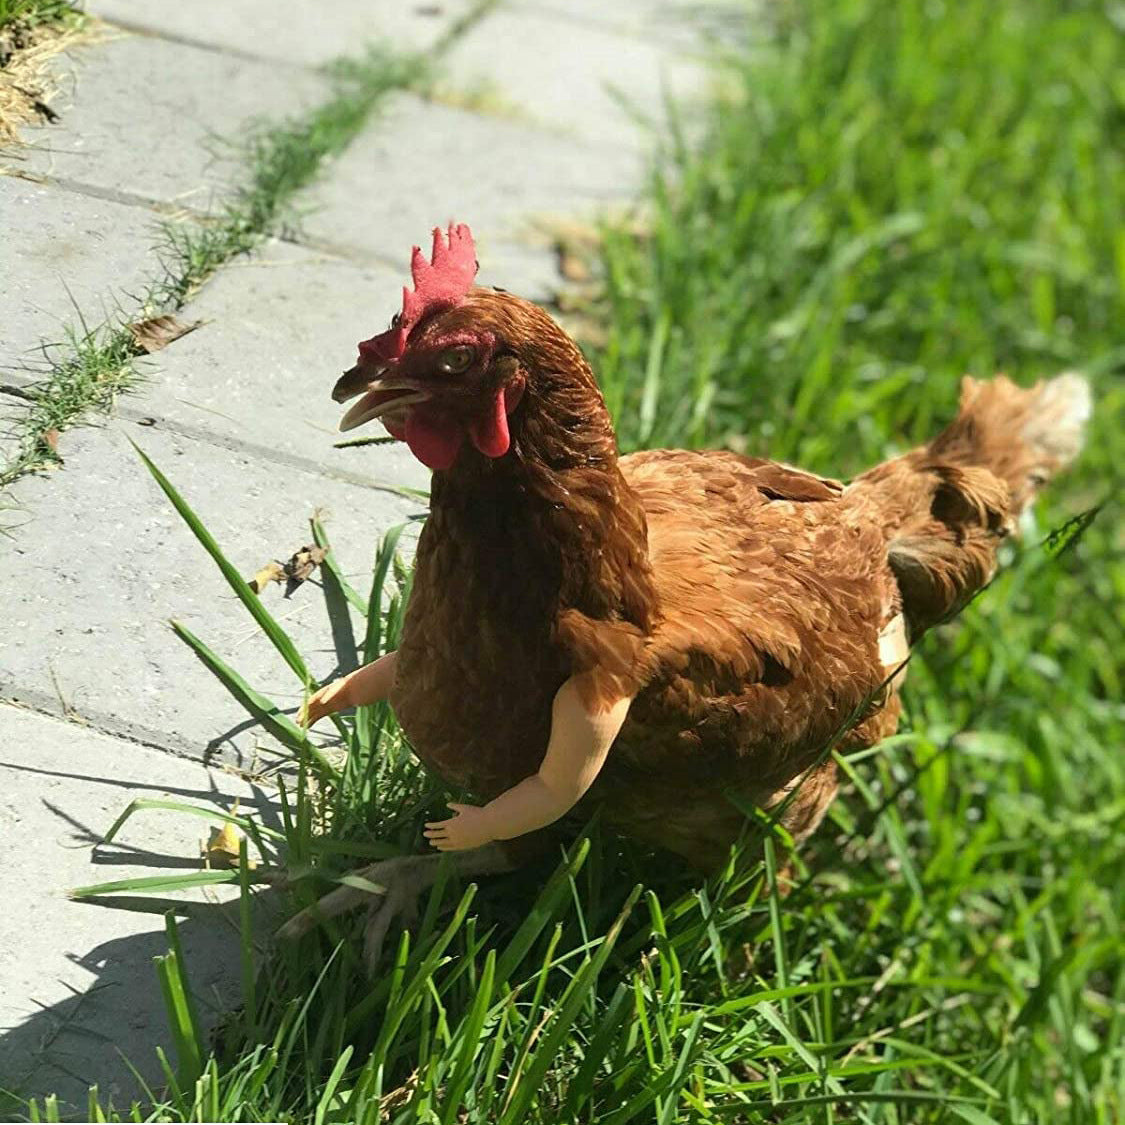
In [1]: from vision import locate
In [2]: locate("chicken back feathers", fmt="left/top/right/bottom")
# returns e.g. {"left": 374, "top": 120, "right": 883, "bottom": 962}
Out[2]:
{"left": 386, "top": 289, "right": 1090, "bottom": 871}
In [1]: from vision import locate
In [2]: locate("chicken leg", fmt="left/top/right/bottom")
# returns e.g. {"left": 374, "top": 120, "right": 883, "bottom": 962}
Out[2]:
{"left": 277, "top": 844, "right": 516, "bottom": 975}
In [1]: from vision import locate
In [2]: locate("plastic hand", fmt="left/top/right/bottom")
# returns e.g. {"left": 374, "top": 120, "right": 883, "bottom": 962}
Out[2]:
{"left": 423, "top": 803, "right": 496, "bottom": 852}
{"left": 299, "top": 652, "right": 398, "bottom": 729}
{"left": 299, "top": 679, "right": 350, "bottom": 728}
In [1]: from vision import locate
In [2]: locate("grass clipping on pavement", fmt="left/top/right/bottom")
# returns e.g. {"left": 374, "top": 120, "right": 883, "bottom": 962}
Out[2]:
{"left": 23, "top": 0, "right": 1125, "bottom": 1123}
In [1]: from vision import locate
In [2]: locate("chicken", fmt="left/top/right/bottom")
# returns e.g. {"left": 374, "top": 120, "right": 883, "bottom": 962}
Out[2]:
{"left": 280, "top": 224, "right": 1090, "bottom": 970}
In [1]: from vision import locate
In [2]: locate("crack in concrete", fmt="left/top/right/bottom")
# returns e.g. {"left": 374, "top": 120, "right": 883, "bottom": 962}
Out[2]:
{"left": 0, "top": 686, "right": 330, "bottom": 784}
{"left": 96, "top": 6, "right": 699, "bottom": 71}
{"left": 0, "top": 165, "right": 198, "bottom": 217}
{"left": 112, "top": 406, "right": 428, "bottom": 500}
{"left": 1, "top": 686, "right": 226, "bottom": 766}
{"left": 0, "top": 165, "right": 388, "bottom": 262}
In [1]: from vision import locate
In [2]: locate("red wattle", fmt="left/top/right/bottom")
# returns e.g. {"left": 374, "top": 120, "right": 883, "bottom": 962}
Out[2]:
{"left": 405, "top": 410, "right": 465, "bottom": 470}
{"left": 468, "top": 388, "right": 511, "bottom": 458}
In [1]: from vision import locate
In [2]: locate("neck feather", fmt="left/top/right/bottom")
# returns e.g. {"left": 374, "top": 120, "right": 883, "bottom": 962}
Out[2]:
{"left": 430, "top": 326, "right": 658, "bottom": 634}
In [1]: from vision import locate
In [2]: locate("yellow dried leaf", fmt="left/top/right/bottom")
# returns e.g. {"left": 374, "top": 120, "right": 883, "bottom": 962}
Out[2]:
{"left": 557, "top": 247, "right": 591, "bottom": 282}
{"left": 249, "top": 561, "right": 285, "bottom": 593}
{"left": 205, "top": 822, "right": 255, "bottom": 869}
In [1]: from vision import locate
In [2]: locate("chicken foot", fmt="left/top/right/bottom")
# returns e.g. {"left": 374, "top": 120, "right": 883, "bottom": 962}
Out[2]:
{"left": 277, "top": 844, "right": 516, "bottom": 975}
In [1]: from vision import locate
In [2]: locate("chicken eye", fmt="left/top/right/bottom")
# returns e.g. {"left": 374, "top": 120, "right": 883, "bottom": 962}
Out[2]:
{"left": 437, "top": 345, "right": 475, "bottom": 374}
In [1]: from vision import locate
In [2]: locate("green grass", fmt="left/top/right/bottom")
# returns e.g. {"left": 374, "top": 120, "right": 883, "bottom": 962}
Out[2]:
{"left": 18, "top": 0, "right": 1125, "bottom": 1122}
{"left": 0, "top": 0, "right": 496, "bottom": 491}
{"left": 0, "top": 0, "right": 75, "bottom": 34}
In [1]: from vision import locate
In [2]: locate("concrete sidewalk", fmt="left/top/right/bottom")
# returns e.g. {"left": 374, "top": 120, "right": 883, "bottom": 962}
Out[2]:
{"left": 0, "top": 0, "right": 717, "bottom": 1109}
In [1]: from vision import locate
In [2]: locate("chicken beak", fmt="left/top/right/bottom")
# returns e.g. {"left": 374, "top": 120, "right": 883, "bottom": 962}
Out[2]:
{"left": 335, "top": 370, "right": 433, "bottom": 434}
{"left": 333, "top": 362, "right": 380, "bottom": 404}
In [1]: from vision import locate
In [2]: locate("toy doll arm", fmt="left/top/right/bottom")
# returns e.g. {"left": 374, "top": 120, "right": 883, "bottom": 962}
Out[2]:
{"left": 423, "top": 676, "right": 633, "bottom": 851}
{"left": 300, "top": 650, "right": 398, "bottom": 727}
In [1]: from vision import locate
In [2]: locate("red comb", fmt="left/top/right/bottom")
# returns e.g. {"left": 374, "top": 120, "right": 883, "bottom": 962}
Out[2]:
{"left": 358, "top": 223, "right": 478, "bottom": 364}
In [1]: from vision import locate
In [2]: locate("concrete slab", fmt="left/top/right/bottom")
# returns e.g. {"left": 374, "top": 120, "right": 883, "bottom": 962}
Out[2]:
{"left": 11, "top": 33, "right": 328, "bottom": 211}
{"left": 85, "top": 0, "right": 470, "bottom": 69}
{"left": 442, "top": 6, "right": 707, "bottom": 149}
{"left": 0, "top": 417, "right": 422, "bottom": 767}
{"left": 0, "top": 178, "right": 155, "bottom": 369}
{"left": 119, "top": 240, "right": 428, "bottom": 489}
{"left": 299, "top": 92, "right": 641, "bottom": 264}
{"left": 0, "top": 704, "right": 268, "bottom": 1111}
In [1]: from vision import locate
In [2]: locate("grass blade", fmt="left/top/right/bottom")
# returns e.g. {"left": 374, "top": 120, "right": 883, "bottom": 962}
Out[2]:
{"left": 172, "top": 618, "right": 339, "bottom": 780}
{"left": 71, "top": 871, "right": 240, "bottom": 897}
{"left": 102, "top": 796, "right": 284, "bottom": 846}
{"left": 134, "top": 443, "right": 313, "bottom": 686}
{"left": 499, "top": 884, "right": 642, "bottom": 1124}
{"left": 154, "top": 916, "right": 204, "bottom": 1089}
{"left": 495, "top": 837, "right": 591, "bottom": 984}
{"left": 311, "top": 514, "right": 369, "bottom": 616}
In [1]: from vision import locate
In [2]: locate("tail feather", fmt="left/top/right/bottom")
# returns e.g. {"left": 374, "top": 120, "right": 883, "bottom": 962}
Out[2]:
{"left": 929, "top": 372, "right": 1092, "bottom": 512}
{"left": 850, "top": 372, "right": 1091, "bottom": 635}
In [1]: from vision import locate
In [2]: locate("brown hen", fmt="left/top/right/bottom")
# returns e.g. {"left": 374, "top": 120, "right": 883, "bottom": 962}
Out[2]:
{"left": 281, "top": 226, "right": 1090, "bottom": 969}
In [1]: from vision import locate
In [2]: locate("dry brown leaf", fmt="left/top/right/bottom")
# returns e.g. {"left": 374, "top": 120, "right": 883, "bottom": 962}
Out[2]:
{"left": 381, "top": 1069, "right": 420, "bottom": 1114}
{"left": 283, "top": 545, "right": 328, "bottom": 596}
{"left": 248, "top": 561, "right": 285, "bottom": 593}
{"left": 542, "top": 217, "right": 601, "bottom": 248}
{"left": 127, "top": 314, "right": 202, "bottom": 354}
{"left": 556, "top": 313, "right": 608, "bottom": 350}
{"left": 248, "top": 544, "right": 327, "bottom": 597}
{"left": 40, "top": 428, "right": 59, "bottom": 453}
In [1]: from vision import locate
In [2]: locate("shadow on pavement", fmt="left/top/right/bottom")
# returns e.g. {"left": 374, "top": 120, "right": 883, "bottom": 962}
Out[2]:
{"left": 0, "top": 759, "right": 285, "bottom": 1118}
